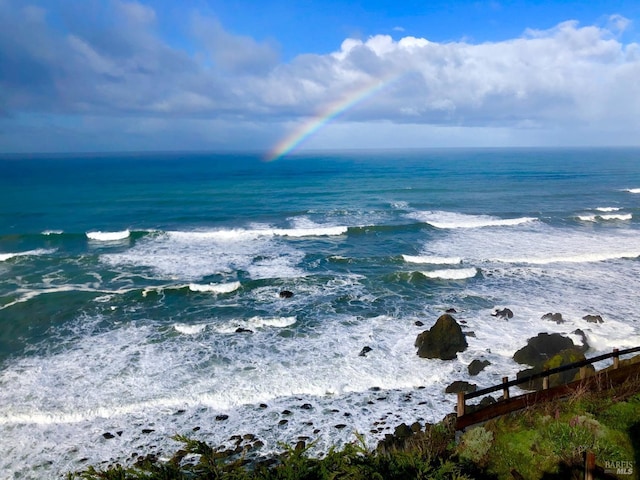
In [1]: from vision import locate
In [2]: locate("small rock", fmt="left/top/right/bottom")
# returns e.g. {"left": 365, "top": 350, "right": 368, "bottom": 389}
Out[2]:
{"left": 334, "top": 424, "right": 347, "bottom": 429}
{"left": 215, "top": 415, "right": 229, "bottom": 421}
{"left": 102, "top": 432, "right": 115, "bottom": 440}
{"left": 415, "top": 320, "right": 424, "bottom": 326}
{"left": 281, "top": 410, "right": 292, "bottom": 415}
{"left": 359, "top": 346, "right": 373, "bottom": 357}
{"left": 542, "top": 312, "right": 564, "bottom": 324}
{"left": 446, "top": 308, "right": 457, "bottom": 313}
{"left": 279, "top": 290, "right": 294, "bottom": 299}
{"left": 492, "top": 308, "right": 514, "bottom": 319}
{"left": 583, "top": 314, "right": 603, "bottom": 324}
{"left": 445, "top": 381, "right": 477, "bottom": 394}
{"left": 300, "top": 403, "right": 313, "bottom": 410}
{"left": 468, "top": 359, "right": 491, "bottom": 376}
{"left": 235, "top": 327, "right": 253, "bottom": 334}
{"left": 259, "top": 403, "right": 268, "bottom": 409}
{"left": 295, "top": 441, "right": 306, "bottom": 451}
{"left": 278, "top": 419, "right": 288, "bottom": 426}
{"left": 141, "top": 429, "right": 155, "bottom": 434}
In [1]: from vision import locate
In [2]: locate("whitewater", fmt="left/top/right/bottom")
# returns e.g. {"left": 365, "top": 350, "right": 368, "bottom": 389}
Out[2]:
{"left": 1, "top": 148, "right": 640, "bottom": 478}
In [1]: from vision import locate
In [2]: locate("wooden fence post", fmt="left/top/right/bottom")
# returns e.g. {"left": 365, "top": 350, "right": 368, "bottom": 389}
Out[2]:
{"left": 584, "top": 450, "right": 595, "bottom": 480}
{"left": 580, "top": 366, "right": 588, "bottom": 380}
{"left": 457, "top": 391, "right": 465, "bottom": 417}
{"left": 542, "top": 375, "right": 549, "bottom": 390}
{"left": 613, "top": 348, "right": 620, "bottom": 369}
{"left": 502, "top": 376, "right": 510, "bottom": 400}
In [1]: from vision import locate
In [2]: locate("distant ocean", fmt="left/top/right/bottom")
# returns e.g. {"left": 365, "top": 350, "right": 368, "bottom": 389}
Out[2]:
{"left": 2, "top": 148, "right": 640, "bottom": 478}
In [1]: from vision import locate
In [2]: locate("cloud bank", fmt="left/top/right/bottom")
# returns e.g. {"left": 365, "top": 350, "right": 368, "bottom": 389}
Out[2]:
{"left": 1, "top": 0, "right": 639, "bottom": 153}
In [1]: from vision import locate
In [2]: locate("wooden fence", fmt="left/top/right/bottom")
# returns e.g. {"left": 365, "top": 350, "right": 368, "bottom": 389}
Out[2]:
{"left": 455, "top": 346, "right": 640, "bottom": 430}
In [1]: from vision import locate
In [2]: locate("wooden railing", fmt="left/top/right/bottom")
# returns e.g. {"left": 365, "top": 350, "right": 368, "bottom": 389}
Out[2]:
{"left": 456, "top": 346, "right": 640, "bottom": 419}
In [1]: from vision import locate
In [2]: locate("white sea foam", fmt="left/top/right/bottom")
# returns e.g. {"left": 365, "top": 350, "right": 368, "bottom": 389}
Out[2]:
{"left": 595, "top": 207, "right": 621, "bottom": 212}
{"left": 624, "top": 188, "right": 640, "bottom": 193}
{"left": 402, "top": 255, "right": 462, "bottom": 265}
{"left": 408, "top": 210, "right": 537, "bottom": 229}
{"left": 87, "top": 230, "right": 130, "bottom": 241}
{"left": 578, "top": 213, "right": 632, "bottom": 222}
{"left": 189, "top": 282, "right": 241, "bottom": 294}
{"left": 101, "top": 229, "right": 307, "bottom": 280}
{"left": 0, "top": 248, "right": 55, "bottom": 262}
{"left": 174, "top": 323, "right": 207, "bottom": 335}
{"left": 420, "top": 267, "right": 478, "bottom": 280}
{"left": 42, "top": 229, "right": 64, "bottom": 235}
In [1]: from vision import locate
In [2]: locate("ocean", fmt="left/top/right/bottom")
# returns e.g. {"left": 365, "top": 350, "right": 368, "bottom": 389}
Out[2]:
{"left": 1, "top": 148, "right": 640, "bottom": 478}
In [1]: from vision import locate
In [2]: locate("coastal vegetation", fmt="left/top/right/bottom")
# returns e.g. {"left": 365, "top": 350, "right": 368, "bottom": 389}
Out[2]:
{"left": 68, "top": 377, "right": 640, "bottom": 480}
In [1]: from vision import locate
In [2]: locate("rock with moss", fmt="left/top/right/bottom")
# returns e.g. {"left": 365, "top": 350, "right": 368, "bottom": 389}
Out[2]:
{"left": 516, "top": 347, "right": 594, "bottom": 390}
{"left": 415, "top": 314, "right": 468, "bottom": 360}
{"left": 513, "top": 332, "right": 575, "bottom": 366}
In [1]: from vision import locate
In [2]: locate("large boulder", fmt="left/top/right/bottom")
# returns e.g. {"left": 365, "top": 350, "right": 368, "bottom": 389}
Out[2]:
{"left": 415, "top": 314, "right": 468, "bottom": 360}
{"left": 513, "top": 332, "right": 575, "bottom": 366}
{"left": 517, "top": 347, "right": 593, "bottom": 390}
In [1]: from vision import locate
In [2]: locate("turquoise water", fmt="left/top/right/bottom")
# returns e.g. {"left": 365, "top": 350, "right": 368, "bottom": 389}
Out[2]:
{"left": 2, "top": 148, "right": 640, "bottom": 477}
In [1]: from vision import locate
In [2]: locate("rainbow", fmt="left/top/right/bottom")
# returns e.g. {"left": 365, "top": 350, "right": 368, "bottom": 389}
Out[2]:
{"left": 266, "top": 75, "right": 398, "bottom": 161}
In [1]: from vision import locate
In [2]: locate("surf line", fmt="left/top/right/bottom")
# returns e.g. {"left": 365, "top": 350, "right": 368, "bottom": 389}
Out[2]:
{"left": 265, "top": 74, "right": 400, "bottom": 161}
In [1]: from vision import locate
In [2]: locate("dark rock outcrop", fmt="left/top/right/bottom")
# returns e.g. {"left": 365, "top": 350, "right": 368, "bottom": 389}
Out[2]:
{"left": 468, "top": 359, "right": 491, "bottom": 376}
{"left": 513, "top": 332, "right": 575, "bottom": 366}
{"left": 359, "top": 346, "right": 373, "bottom": 357}
{"left": 516, "top": 347, "right": 594, "bottom": 390}
{"left": 445, "top": 381, "right": 477, "bottom": 394}
{"left": 279, "top": 290, "right": 294, "bottom": 298}
{"left": 583, "top": 314, "right": 604, "bottom": 324}
{"left": 492, "top": 308, "right": 514, "bottom": 319}
{"left": 235, "top": 327, "right": 253, "bottom": 334}
{"left": 415, "top": 314, "right": 468, "bottom": 360}
{"left": 542, "top": 312, "right": 564, "bottom": 324}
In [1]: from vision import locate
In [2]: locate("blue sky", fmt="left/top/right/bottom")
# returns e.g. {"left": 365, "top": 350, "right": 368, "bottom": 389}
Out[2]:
{"left": 1, "top": 0, "right": 639, "bottom": 154}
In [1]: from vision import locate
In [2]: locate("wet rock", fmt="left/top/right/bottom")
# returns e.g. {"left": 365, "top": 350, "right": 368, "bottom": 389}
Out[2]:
{"left": 278, "top": 419, "right": 288, "bottom": 426}
{"left": 279, "top": 290, "right": 294, "bottom": 299}
{"left": 542, "top": 312, "right": 564, "bottom": 324}
{"left": 445, "top": 381, "right": 477, "bottom": 394}
{"left": 359, "top": 346, "right": 373, "bottom": 357}
{"left": 410, "top": 422, "right": 422, "bottom": 433}
{"left": 517, "top": 347, "right": 593, "bottom": 390}
{"left": 215, "top": 415, "right": 229, "bottom": 421}
{"left": 492, "top": 308, "right": 514, "bottom": 319}
{"left": 513, "top": 332, "right": 575, "bottom": 366}
{"left": 446, "top": 308, "right": 457, "bottom": 313}
{"left": 468, "top": 359, "right": 491, "bottom": 376}
{"left": 281, "top": 410, "right": 292, "bottom": 415}
{"left": 334, "top": 424, "right": 347, "bottom": 429}
{"left": 572, "top": 329, "right": 590, "bottom": 353}
{"left": 235, "top": 327, "right": 253, "bottom": 334}
{"left": 102, "top": 432, "right": 115, "bottom": 440}
{"left": 414, "top": 320, "right": 424, "bottom": 327}
{"left": 141, "top": 429, "right": 155, "bottom": 434}
{"left": 393, "top": 423, "right": 412, "bottom": 439}
{"left": 243, "top": 434, "right": 256, "bottom": 441}
{"left": 300, "top": 403, "right": 313, "bottom": 410}
{"left": 192, "top": 426, "right": 201, "bottom": 432}
{"left": 295, "top": 441, "right": 306, "bottom": 451}
{"left": 583, "top": 314, "right": 604, "bottom": 324}
{"left": 415, "top": 314, "right": 468, "bottom": 360}
{"left": 259, "top": 403, "right": 268, "bottom": 409}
